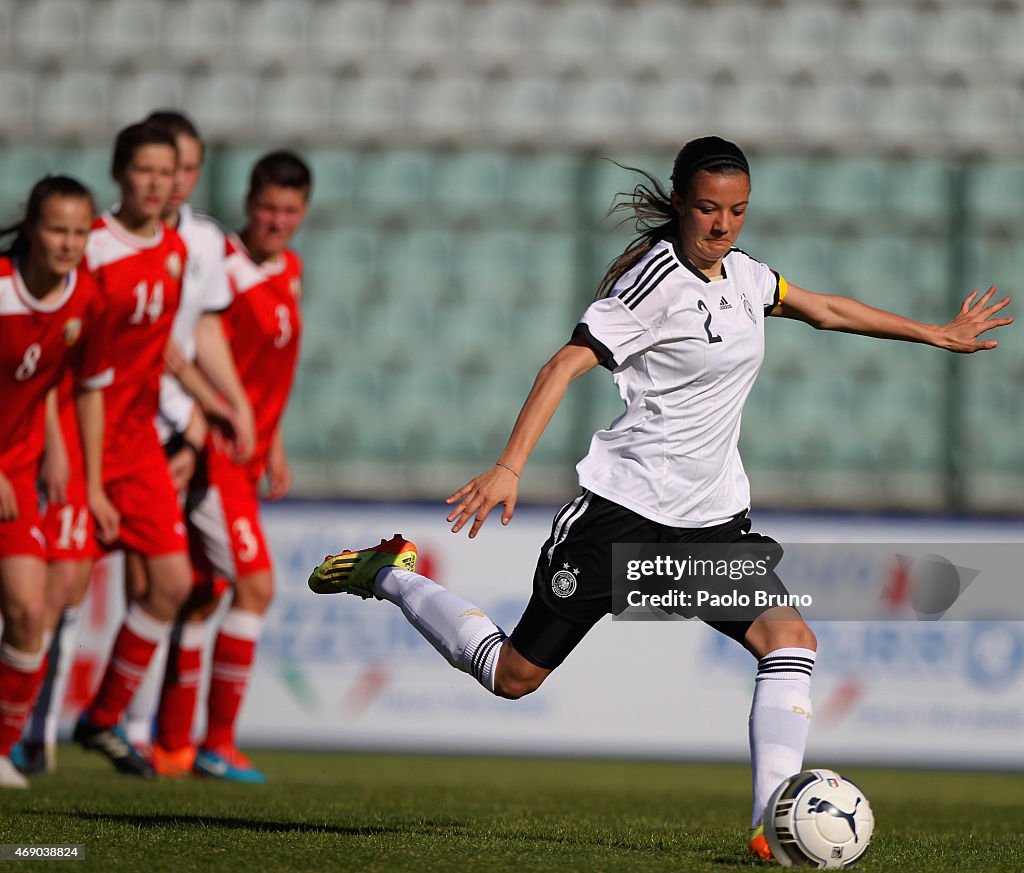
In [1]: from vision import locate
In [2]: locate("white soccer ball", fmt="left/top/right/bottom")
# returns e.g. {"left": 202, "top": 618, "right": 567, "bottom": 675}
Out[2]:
{"left": 764, "top": 768, "right": 874, "bottom": 868}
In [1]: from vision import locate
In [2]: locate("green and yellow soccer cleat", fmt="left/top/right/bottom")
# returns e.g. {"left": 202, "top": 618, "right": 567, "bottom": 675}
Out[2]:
{"left": 308, "top": 534, "right": 418, "bottom": 598}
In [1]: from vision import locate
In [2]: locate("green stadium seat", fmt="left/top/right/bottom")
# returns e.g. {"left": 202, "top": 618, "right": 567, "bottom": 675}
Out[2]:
{"left": 111, "top": 71, "right": 187, "bottom": 129}
{"left": 505, "top": 153, "right": 577, "bottom": 228}
{"left": 37, "top": 69, "right": 112, "bottom": 138}
{"left": 234, "top": 0, "right": 310, "bottom": 71}
{"left": 163, "top": 0, "right": 236, "bottom": 67}
{"left": 0, "top": 148, "right": 62, "bottom": 213}
{"left": 87, "top": 0, "right": 162, "bottom": 67}
{"left": 430, "top": 151, "right": 511, "bottom": 223}
{"left": 309, "top": 0, "right": 385, "bottom": 72}
{"left": 356, "top": 150, "right": 433, "bottom": 216}
{"left": 806, "top": 158, "right": 887, "bottom": 222}
{"left": 969, "top": 163, "right": 1024, "bottom": 228}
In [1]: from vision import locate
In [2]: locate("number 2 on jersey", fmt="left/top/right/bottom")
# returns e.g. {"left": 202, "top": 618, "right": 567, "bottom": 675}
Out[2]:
{"left": 696, "top": 300, "right": 723, "bottom": 344}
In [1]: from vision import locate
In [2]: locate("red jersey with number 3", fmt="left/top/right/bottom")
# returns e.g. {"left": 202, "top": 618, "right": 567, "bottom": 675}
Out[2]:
{"left": 222, "top": 235, "right": 302, "bottom": 479}
{"left": 85, "top": 213, "right": 186, "bottom": 479}
{"left": 0, "top": 257, "right": 112, "bottom": 481}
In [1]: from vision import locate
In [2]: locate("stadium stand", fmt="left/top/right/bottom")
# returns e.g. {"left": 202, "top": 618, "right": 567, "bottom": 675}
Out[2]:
{"left": 0, "top": 0, "right": 1020, "bottom": 511}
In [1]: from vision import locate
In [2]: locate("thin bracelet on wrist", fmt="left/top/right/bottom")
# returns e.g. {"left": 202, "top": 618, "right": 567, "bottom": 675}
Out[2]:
{"left": 495, "top": 462, "right": 520, "bottom": 479}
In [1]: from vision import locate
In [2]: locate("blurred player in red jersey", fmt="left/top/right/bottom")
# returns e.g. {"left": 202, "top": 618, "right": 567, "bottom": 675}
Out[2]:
{"left": 69, "top": 121, "right": 194, "bottom": 778}
{"left": 152, "top": 151, "right": 311, "bottom": 782}
{"left": 0, "top": 176, "right": 117, "bottom": 788}
{"left": 118, "top": 110, "right": 255, "bottom": 754}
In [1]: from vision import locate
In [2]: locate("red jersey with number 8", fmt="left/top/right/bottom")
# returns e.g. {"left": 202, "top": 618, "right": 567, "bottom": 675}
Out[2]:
{"left": 85, "top": 213, "right": 186, "bottom": 479}
{"left": 0, "top": 258, "right": 111, "bottom": 480}
{"left": 222, "top": 234, "right": 302, "bottom": 479}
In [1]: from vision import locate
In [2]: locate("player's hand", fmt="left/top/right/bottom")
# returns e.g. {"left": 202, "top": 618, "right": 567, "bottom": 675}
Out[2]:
{"left": 88, "top": 486, "right": 120, "bottom": 544}
{"left": 227, "top": 403, "right": 256, "bottom": 464}
{"left": 40, "top": 442, "right": 71, "bottom": 505}
{"left": 939, "top": 286, "right": 1013, "bottom": 352}
{"left": 265, "top": 454, "right": 291, "bottom": 501}
{"left": 163, "top": 338, "right": 188, "bottom": 376}
{"left": 202, "top": 392, "right": 236, "bottom": 429}
{"left": 0, "top": 470, "right": 19, "bottom": 520}
{"left": 445, "top": 464, "right": 520, "bottom": 538}
{"left": 167, "top": 446, "right": 197, "bottom": 492}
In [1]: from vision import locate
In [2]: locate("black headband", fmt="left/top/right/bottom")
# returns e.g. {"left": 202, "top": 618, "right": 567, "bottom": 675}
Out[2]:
{"left": 671, "top": 136, "right": 749, "bottom": 193}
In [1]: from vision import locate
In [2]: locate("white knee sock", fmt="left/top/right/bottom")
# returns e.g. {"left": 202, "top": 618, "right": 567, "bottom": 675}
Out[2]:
{"left": 25, "top": 607, "right": 82, "bottom": 747}
{"left": 376, "top": 568, "right": 505, "bottom": 693}
{"left": 124, "top": 625, "right": 171, "bottom": 749}
{"left": 749, "top": 647, "right": 815, "bottom": 827}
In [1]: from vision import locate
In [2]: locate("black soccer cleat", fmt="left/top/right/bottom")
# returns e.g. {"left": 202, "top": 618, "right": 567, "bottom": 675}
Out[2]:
{"left": 73, "top": 715, "right": 156, "bottom": 779}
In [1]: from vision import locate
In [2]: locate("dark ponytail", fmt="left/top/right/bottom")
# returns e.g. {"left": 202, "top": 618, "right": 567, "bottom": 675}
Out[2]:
{"left": 0, "top": 175, "right": 95, "bottom": 259}
{"left": 596, "top": 136, "right": 751, "bottom": 299}
{"left": 596, "top": 165, "right": 677, "bottom": 300}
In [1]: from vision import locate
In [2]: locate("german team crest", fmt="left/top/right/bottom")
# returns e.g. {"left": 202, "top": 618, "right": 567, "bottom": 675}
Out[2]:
{"left": 551, "top": 564, "right": 579, "bottom": 598}
{"left": 165, "top": 251, "right": 183, "bottom": 279}
{"left": 63, "top": 317, "right": 82, "bottom": 346}
{"left": 742, "top": 293, "right": 757, "bottom": 324}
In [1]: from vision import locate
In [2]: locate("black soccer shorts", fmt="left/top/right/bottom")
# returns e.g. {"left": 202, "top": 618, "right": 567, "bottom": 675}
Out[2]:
{"left": 507, "top": 490, "right": 790, "bottom": 670}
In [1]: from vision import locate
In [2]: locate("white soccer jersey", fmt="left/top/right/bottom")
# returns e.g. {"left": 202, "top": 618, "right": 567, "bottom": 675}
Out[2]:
{"left": 156, "top": 204, "right": 231, "bottom": 442}
{"left": 574, "top": 240, "right": 787, "bottom": 527}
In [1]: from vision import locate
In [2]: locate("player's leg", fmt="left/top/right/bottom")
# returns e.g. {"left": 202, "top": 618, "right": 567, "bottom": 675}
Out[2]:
{"left": 17, "top": 557, "right": 92, "bottom": 774}
{"left": 0, "top": 555, "right": 48, "bottom": 789}
{"left": 193, "top": 569, "right": 270, "bottom": 782}
{"left": 162, "top": 471, "right": 269, "bottom": 781}
{"left": 16, "top": 474, "right": 98, "bottom": 773}
{"left": 123, "top": 550, "right": 167, "bottom": 754}
{"left": 310, "top": 537, "right": 585, "bottom": 699}
{"left": 75, "top": 469, "right": 191, "bottom": 777}
{"left": 744, "top": 605, "right": 817, "bottom": 814}
{"left": 151, "top": 584, "right": 219, "bottom": 778}
{"left": 309, "top": 492, "right": 641, "bottom": 698}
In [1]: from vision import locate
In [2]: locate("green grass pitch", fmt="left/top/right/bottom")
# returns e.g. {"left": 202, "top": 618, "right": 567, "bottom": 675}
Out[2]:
{"left": 0, "top": 748, "right": 1021, "bottom": 872}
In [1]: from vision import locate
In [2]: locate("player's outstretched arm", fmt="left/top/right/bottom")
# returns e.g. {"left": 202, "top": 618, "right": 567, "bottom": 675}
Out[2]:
{"left": 446, "top": 340, "right": 600, "bottom": 538}
{"left": 774, "top": 283, "right": 1012, "bottom": 352}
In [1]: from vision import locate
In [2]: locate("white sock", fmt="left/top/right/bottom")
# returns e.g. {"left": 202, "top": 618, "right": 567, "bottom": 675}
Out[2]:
{"left": 376, "top": 568, "right": 505, "bottom": 693}
{"left": 125, "top": 620, "right": 203, "bottom": 748}
{"left": 749, "top": 647, "right": 815, "bottom": 828}
{"left": 25, "top": 607, "right": 82, "bottom": 747}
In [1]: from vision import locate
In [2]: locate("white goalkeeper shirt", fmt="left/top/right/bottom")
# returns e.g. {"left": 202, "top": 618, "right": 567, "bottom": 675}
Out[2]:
{"left": 574, "top": 240, "right": 787, "bottom": 527}
{"left": 156, "top": 204, "right": 231, "bottom": 442}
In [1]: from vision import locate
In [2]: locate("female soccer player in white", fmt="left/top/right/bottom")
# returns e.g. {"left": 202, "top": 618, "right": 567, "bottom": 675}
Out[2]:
{"left": 307, "top": 136, "right": 1011, "bottom": 857}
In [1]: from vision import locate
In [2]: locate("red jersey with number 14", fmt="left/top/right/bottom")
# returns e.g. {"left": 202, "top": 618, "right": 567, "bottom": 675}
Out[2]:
{"left": 0, "top": 258, "right": 111, "bottom": 480}
{"left": 222, "top": 235, "right": 302, "bottom": 479}
{"left": 85, "top": 213, "right": 186, "bottom": 479}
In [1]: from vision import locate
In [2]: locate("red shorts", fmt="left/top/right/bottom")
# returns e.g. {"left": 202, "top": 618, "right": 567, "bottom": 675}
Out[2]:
{"left": 0, "top": 475, "right": 46, "bottom": 560}
{"left": 102, "top": 454, "right": 187, "bottom": 558}
{"left": 186, "top": 448, "right": 271, "bottom": 583}
{"left": 42, "top": 474, "right": 100, "bottom": 562}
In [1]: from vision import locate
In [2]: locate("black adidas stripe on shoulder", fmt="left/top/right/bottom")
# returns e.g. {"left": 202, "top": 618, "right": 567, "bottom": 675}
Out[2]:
{"left": 617, "top": 251, "right": 678, "bottom": 311}
{"left": 614, "top": 250, "right": 672, "bottom": 306}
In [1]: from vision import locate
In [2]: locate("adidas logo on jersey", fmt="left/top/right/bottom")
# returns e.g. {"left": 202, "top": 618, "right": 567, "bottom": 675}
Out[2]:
{"left": 719, "top": 296, "right": 732, "bottom": 310}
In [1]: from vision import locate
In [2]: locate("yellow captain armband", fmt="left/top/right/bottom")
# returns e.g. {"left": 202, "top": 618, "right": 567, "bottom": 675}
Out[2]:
{"left": 767, "top": 270, "right": 788, "bottom": 316}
